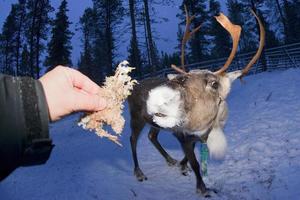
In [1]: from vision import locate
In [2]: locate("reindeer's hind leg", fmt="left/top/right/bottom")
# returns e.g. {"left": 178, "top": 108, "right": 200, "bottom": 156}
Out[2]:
{"left": 148, "top": 127, "right": 178, "bottom": 166}
{"left": 130, "top": 117, "right": 147, "bottom": 181}
{"left": 171, "top": 133, "right": 190, "bottom": 175}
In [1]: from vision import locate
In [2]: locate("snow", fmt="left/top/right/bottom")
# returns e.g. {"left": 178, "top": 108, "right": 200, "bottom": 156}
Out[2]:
{"left": 1, "top": 68, "right": 300, "bottom": 200}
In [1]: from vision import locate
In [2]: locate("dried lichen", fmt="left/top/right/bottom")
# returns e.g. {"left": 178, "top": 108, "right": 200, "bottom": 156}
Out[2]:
{"left": 78, "top": 61, "right": 137, "bottom": 146}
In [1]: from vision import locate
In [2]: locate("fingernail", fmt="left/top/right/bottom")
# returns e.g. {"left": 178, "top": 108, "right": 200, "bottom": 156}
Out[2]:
{"left": 98, "top": 97, "right": 107, "bottom": 110}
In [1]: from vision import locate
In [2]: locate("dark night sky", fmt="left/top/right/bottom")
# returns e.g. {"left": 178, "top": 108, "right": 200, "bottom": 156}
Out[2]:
{"left": 0, "top": 0, "right": 227, "bottom": 65}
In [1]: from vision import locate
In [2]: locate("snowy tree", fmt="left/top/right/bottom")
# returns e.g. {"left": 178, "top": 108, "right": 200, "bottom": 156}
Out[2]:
{"left": 282, "top": 0, "right": 300, "bottom": 43}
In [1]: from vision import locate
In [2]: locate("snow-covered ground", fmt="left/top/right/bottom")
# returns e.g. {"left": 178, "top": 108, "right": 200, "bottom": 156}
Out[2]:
{"left": 1, "top": 68, "right": 300, "bottom": 200}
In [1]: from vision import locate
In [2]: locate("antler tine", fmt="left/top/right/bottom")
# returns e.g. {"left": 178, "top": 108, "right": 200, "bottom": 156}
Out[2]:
{"left": 171, "top": 5, "right": 201, "bottom": 74}
{"left": 214, "top": 13, "right": 241, "bottom": 75}
{"left": 241, "top": 9, "right": 265, "bottom": 77}
{"left": 171, "top": 64, "right": 189, "bottom": 75}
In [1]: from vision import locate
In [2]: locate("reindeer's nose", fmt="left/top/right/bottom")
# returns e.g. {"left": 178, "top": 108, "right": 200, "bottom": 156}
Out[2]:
{"left": 154, "top": 113, "right": 167, "bottom": 117}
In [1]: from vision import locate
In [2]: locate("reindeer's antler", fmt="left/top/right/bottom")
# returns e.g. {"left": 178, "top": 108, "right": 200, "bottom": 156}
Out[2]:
{"left": 214, "top": 13, "right": 241, "bottom": 75}
{"left": 171, "top": 5, "right": 201, "bottom": 75}
{"left": 171, "top": 64, "right": 189, "bottom": 75}
{"left": 241, "top": 10, "right": 265, "bottom": 77}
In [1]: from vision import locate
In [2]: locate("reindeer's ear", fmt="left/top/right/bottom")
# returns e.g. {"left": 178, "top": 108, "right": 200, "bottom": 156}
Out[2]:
{"left": 219, "top": 70, "right": 242, "bottom": 100}
{"left": 167, "top": 74, "right": 178, "bottom": 80}
{"left": 226, "top": 70, "right": 242, "bottom": 83}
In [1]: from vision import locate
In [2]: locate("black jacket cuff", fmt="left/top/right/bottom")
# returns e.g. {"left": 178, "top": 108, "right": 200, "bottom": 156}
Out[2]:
{"left": 20, "top": 78, "right": 54, "bottom": 166}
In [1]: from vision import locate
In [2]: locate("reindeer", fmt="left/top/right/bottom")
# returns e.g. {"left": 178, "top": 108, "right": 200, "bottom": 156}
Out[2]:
{"left": 128, "top": 6, "right": 265, "bottom": 197}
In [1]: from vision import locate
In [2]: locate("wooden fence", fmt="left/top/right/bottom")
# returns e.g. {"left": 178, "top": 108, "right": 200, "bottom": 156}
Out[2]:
{"left": 142, "top": 42, "right": 300, "bottom": 78}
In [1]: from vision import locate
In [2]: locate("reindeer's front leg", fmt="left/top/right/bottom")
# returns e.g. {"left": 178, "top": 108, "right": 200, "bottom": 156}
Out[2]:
{"left": 175, "top": 133, "right": 210, "bottom": 197}
{"left": 130, "top": 117, "right": 147, "bottom": 181}
{"left": 184, "top": 142, "right": 210, "bottom": 197}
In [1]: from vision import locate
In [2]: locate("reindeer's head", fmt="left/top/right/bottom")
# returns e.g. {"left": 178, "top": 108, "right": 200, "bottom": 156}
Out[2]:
{"left": 146, "top": 8, "right": 265, "bottom": 142}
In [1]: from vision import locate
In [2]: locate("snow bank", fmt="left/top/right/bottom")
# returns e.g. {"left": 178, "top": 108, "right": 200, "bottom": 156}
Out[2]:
{"left": 1, "top": 68, "right": 300, "bottom": 200}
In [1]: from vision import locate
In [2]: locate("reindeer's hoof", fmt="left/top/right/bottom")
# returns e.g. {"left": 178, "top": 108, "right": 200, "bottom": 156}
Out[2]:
{"left": 196, "top": 188, "right": 217, "bottom": 198}
{"left": 134, "top": 168, "right": 148, "bottom": 182}
{"left": 180, "top": 164, "right": 191, "bottom": 176}
{"left": 166, "top": 158, "right": 178, "bottom": 166}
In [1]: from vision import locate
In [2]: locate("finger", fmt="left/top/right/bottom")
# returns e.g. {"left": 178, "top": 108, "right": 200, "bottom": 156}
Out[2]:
{"left": 73, "top": 91, "right": 107, "bottom": 112}
{"left": 68, "top": 68, "right": 100, "bottom": 94}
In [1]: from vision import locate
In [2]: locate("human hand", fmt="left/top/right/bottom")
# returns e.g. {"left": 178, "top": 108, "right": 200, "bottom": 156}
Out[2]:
{"left": 39, "top": 66, "right": 106, "bottom": 121}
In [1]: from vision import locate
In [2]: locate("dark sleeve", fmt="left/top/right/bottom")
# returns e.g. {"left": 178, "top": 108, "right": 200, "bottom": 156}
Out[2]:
{"left": 0, "top": 74, "right": 54, "bottom": 181}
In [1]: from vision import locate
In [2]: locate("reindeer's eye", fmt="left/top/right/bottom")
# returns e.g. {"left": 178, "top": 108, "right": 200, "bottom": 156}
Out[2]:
{"left": 211, "top": 81, "right": 219, "bottom": 89}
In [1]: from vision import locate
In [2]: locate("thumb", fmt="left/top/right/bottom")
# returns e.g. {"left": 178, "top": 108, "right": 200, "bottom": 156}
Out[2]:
{"left": 73, "top": 91, "right": 107, "bottom": 112}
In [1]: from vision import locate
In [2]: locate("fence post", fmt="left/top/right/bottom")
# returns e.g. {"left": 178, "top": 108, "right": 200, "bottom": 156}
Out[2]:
{"left": 283, "top": 48, "right": 299, "bottom": 68}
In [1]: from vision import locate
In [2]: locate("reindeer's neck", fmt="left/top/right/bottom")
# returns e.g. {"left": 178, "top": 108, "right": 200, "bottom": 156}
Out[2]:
{"left": 185, "top": 97, "right": 223, "bottom": 138}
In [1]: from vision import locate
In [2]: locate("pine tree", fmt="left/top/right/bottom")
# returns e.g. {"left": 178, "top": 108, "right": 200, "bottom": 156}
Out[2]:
{"left": 0, "top": 0, "right": 33, "bottom": 76}
{"left": 293, "top": 0, "right": 300, "bottom": 42}
{"left": 274, "top": 0, "right": 289, "bottom": 42}
{"left": 79, "top": 3, "right": 119, "bottom": 83}
{"left": 45, "top": 0, "right": 73, "bottom": 71}
{"left": 282, "top": 0, "right": 300, "bottom": 43}
{"left": 14, "top": 0, "right": 27, "bottom": 75}
{"left": 0, "top": 34, "right": 6, "bottom": 73}
{"left": 0, "top": 4, "right": 19, "bottom": 75}
{"left": 128, "top": 0, "right": 142, "bottom": 78}
{"left": 0, "top": 34, "right": 3, "bottom": 73}
{"left": 142, "top": 0, "right": 159, "bottom": 72}
{"left": 78, "top": 7, "right": 104, "bottom": 83}
{"left": 92, "top": 27, "right": 106, "bottom": 83}
{"left": 160, "top": 51, "right": 180, "bottom": 70}
{"left": 20, "top": 44, "right": 31, "bottom": 76}
{"left": 25, "top": 0, "right": 53, "bottom": 78}
{"left": 92, "top": 0, "right": 125, "bottom": 76}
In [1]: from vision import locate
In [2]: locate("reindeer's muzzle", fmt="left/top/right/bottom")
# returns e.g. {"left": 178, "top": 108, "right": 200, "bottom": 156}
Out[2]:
{"left": 146, "top": 85, "right": 184, "bottom": 128}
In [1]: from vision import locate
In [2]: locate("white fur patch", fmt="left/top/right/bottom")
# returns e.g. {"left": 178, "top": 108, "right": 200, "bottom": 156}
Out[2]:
{"left": 191, "top": 129, "right": 209, "bottom": 137}
{"left": 207, "top": 127, "right": 227, "bottom": 160}
{"left": 146, "top": 86, "right": 183, "bottom": 128}
{"left": 219, "top": 70, "right": 242, "bottom": 99}
{"left": 227, "top": 70, "right": 242, "bottom": 82}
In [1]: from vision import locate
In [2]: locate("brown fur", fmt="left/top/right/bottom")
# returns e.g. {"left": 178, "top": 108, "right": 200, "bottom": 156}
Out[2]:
{"left": 175, "top": 73, "right": 221, "bottom": 132}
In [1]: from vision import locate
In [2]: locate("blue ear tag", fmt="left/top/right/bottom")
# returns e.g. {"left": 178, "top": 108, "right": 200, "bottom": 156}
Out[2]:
{"left": 200, "top": 143, "right": 208, "bottom": 176}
